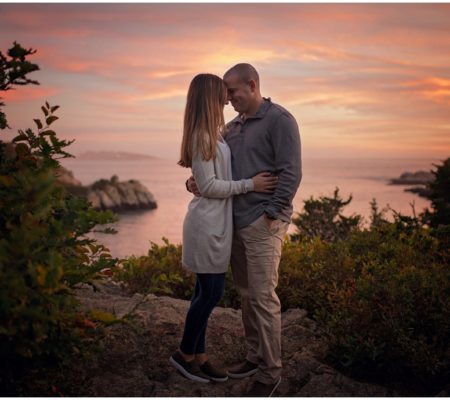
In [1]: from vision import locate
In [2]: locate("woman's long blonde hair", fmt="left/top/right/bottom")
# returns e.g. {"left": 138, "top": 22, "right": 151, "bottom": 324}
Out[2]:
{"left": 178, "top": 74, "right": 227, "bottom": 168}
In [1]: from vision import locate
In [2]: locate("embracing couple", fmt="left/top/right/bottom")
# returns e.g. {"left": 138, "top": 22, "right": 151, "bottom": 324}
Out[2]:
{"left": 169, "top": 63, "right": 302, "bottom": 397}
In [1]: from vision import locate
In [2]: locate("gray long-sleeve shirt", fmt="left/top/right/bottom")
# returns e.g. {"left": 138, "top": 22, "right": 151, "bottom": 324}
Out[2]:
{"left": 225, "top": 98, "right": 302, "bottom": 230}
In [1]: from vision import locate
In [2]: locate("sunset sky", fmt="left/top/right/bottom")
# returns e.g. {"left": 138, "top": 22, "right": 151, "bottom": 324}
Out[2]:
{"left": 1, "top": 3, "right": 449, "bottom": 161}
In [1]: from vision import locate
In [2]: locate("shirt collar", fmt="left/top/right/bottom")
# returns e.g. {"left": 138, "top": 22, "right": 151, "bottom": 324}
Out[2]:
{"left": 229, "top": 97, "right": 272, "bottom": 125}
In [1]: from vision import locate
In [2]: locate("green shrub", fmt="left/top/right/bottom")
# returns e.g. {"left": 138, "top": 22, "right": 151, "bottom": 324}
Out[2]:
{"left": 0, "top": 43, "right": 118, "bottom": 392}
{"left": 0, "top": 42, "right": 39, "bottom": 130}
{"left": 291, "top": 188, "right": 362, "bottom": 242}
{"left": 116, "top": 238, "right": 194, "bottom": 298}
{"left": 423, "top": 157, "right": 450, "bottom": 228}
{"left": 115, "top": 238, "right": 241, "bottom": 308}
{"left": 278, "top": 219, "right": 450, "bottom": 385}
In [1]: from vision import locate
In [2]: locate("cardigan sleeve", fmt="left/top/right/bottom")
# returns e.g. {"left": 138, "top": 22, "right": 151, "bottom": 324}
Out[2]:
{"left": 192, "top": 153, "right": 254, "bottom": 199}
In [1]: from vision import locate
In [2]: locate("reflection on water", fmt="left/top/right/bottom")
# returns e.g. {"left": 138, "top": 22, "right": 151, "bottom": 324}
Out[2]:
{"left": 62, "top": 157, "right": 435, "bottom": 258}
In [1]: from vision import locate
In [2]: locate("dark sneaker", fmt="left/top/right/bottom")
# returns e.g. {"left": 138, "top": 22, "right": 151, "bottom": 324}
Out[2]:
{"left": 245, "top": 377, "right": 281, "bottom": 397}
{"left": 169, "top": 351, "right": 210, "bottom": 383}
{"left": 199, "top": 360, "right": 228, "bottom": 382}
{"left": 227, "top": 360, "right": 258, "bottom": 378}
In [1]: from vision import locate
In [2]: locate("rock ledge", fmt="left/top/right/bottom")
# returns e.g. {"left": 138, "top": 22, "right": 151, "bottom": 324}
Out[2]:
{"left": 66, "top": 280, "right": 393, "bottom": 397}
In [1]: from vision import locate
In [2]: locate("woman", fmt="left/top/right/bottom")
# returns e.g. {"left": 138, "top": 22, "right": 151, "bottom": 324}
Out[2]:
{"left": 169, "top": 74, "right": 277, "bottom": 383}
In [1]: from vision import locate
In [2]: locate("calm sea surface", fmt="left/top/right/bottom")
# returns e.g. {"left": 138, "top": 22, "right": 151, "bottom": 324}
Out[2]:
{"left": 61, "top": 157, "right": 437, "bottom": 258}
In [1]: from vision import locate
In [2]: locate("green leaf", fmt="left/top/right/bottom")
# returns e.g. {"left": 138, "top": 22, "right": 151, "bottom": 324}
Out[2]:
{"left": 45, "top": 101, "right": 50, "bottom": 109}
{"left": 41, "top": 106, "right": 48, "bottom": 116}
{"left": 46, "top": 115, "right": 59, "bottom": 125}
{"left": 50, "top": 135, "right": 59, "bottom": 147}
{"left": 51, "top": 105, "right": 60, "bottom": 113}
{"left": 12, "top": 133, "right": 28, "bottom": 142}
{"left": 34, "top": 118, "right": 43, "bottom": 129}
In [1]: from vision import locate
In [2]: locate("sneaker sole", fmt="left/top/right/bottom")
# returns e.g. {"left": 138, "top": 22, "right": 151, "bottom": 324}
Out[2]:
{"left": 169, "top": 356, "right": 210, "bottom": 383}
{"left": 268, "top": 377, "right": 281, "bottom": 397}
{"left": 227, "top": 368, "right": 258, "bottom": 379}
{"left": 209, "top": 375, "right": 229, "bottom": 383}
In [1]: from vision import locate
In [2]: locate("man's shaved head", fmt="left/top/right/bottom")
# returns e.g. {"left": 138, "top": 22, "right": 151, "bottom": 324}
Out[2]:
{"left": 224, "top": 63, "right": 260, "bottom": 88}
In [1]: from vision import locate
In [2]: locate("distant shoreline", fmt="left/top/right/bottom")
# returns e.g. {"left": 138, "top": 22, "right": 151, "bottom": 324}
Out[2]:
{"left": 75, "top": 151, "right": 157, "bottom": 161}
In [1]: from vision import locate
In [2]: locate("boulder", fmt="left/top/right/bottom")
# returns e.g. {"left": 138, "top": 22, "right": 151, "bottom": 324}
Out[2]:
{"left": 103, "top": 184, "right": 122, "bottom": 208}
{"left": 86, "top": 190, "right": 102, "bottom": 209}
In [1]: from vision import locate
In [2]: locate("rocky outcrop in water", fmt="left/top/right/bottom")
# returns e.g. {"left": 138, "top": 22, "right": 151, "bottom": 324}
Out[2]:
{"left": 390, "top": 170, "right": 434, "bottom": 199}
{"left": 56, "top": 167, "right": 157, "bottom": 212}
{"left": 390, "top": 170, "right": 433, "bottom": 185}
{"left": 55, "top": 166, "right": 83, "bottom": 187}
{"left": 86, "top": 175, "right": 157, "bottom": 211}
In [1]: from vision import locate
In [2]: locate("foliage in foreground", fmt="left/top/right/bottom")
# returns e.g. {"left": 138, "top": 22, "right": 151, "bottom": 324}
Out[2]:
{"left": 115, "top": 173, "right": 450, "bottom": 388}
{"left": 279, "top": 220, "right": 449, "bottom": 385}
{"left": 423, "top": 157, "right": 450, "bottom": 228}
{"left": 0, "top": 42, "right": 118, "bottom": 393}
{"left": 115, "top": 238, "right": 240, "bottom": 309}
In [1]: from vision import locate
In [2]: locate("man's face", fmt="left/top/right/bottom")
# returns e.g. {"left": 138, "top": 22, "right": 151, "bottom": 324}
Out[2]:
{"left": 224, "top": 73, "right": 253, "bottom": 115}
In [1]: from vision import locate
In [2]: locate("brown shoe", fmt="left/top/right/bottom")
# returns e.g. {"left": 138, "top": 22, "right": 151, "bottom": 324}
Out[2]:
{"left": 245, "top": 378, "right": 281, "bottom": 397}
{"left": 169, "top": 351, "right": 210, "bottom": 383}
{"left": 227, "top": 360, "right": 258, "bottom": 378}
{"left": 199, "top": 360, "right": 228, "bottom": 382}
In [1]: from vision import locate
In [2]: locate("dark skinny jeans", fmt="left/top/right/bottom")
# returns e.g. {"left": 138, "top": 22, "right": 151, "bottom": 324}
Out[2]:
{"left": 180, "top": 272, "right": 225, "bottom": 355}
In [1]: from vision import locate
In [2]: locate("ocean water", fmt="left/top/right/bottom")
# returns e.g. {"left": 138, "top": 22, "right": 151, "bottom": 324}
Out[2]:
{"left": 61, "top": 156, "right": 437, "bottom": 258}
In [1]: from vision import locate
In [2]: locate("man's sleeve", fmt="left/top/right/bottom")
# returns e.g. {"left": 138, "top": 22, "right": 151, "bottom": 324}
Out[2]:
{"left": 265, "top": 113, "right": 302, "bottom": 218}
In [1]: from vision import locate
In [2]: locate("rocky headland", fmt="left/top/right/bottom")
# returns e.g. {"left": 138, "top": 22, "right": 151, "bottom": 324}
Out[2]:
{"left": 55, "top": 167, "right": 157, "bottom": 212}
{"left": 390, "top": 170, "right": 433, "bottom": 185}
{"left": 390, "top": 170, "right": 434, "bottom": 198}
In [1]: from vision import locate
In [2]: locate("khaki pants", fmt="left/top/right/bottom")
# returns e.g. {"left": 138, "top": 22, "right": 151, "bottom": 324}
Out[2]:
{"left": 231, "top": 215, "right": 289, "bottom": 384}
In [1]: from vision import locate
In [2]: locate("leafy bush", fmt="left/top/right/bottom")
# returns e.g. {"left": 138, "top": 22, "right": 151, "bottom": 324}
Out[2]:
{"left": 115, "top": 238, "right": 241, "bottom": 308}
{"left": 280, "top": 219, "right": 450, "bottom": 383}
{"left": 0, "top": 42, "right": 39, "bottom": 130}
{"left": 0, "top": 43, "right": 118, "bottom": 392}
{"left": 115, "top": 238, "right": 194, "bottom": 298}
{"left": 423, "top": 157, "right": 450, "bottom": 228}
{"left": 291, "top": 188, "right": 362, "bottom": 242}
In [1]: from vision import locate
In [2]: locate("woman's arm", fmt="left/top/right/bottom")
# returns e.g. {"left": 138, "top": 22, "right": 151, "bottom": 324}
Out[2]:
{"left": 192, "top": 155, "right": 253, "bottom": 199}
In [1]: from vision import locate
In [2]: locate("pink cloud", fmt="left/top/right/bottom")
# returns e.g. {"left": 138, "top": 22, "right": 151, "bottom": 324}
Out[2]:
{"left": 2, "top": 86, "right": 60, "bottom": 102}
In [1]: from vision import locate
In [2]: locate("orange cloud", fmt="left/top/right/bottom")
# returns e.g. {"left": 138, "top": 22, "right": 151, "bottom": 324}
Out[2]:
{"left": 399, "top": 77, "right": 450, "bottom": 105}
{"left": 2, "top": 86, "right": 60, "bottom": 102}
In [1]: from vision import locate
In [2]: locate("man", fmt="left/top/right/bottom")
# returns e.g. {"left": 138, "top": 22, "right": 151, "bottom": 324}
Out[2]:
{"left": 188, "top": 63, "right": 302, "bottom": 396}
